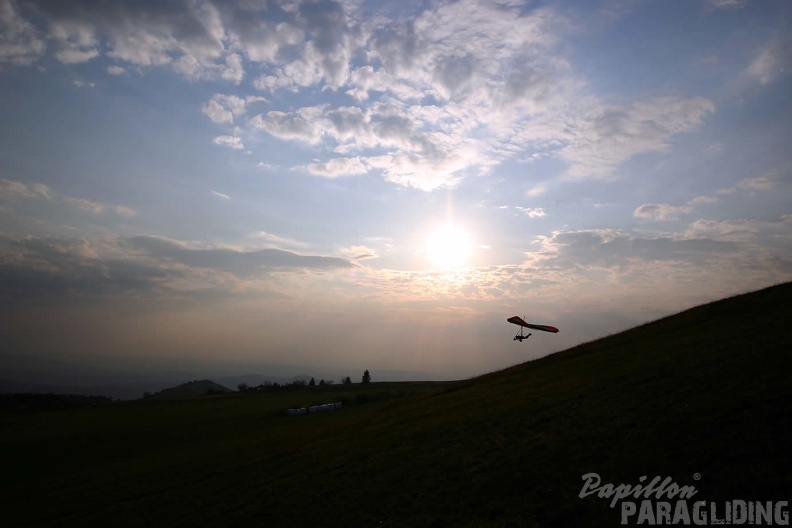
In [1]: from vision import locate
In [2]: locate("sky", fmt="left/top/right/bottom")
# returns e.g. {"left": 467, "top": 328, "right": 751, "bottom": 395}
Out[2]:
{"left": 1, "top": 0, "right": 791, "bottom": 391}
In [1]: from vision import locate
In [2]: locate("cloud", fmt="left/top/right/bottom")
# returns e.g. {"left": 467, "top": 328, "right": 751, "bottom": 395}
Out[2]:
{"left": 249, "top": 110, "right": 321, "bottom": 143}
{"left": 304, "top": 157, "right": 368, "bottom": 178}
{"left": 106, "top": 65, "right": 126, "bottom": 75}
{"left": 250, "top": 231, "right": 306, "bottom": 248}
{"left": 338, "top": 245, "right": 378, "bottom": 261}
{"left": 703, "top": 0, "right": 748, "bottom": 9}
{"left": 633, "top": 203, "right": 692, "bottom": 221}
{"left": 0, "top": 233, "right": 359, "bottom": 302}
{"left": 517, "top": 207, "right": 547, "bottom": 218}
{"left": 62, "top": 197, "right": 136, "bottom": 217}
{"left": 0, "top": 179, "right": 50, "bottom": 200}
{"left": 127, "top": 235, "right": 356, "bottom": 275}
{"left": 212, "top": 135, "right": 244, "bottom": 150}
{"left": 738, "top": 173, "right": 776, "bottom": 191}
{"left": 532, "top": 229, "right": 736, "bottom": 269}
{"left": 525, "top": 184, "right": 547, "bottom": 197}
{"left": 685, "top": 216, "right": 792, "bottom": 240}
{"left": 0, "top": 235, "right": 179, "bottom": 300}
{"left": 210, "top": 190, "right": 230, "bottom": 200}
{"left": 2, "top": 0, "right": 229, "bottom": 78}
{"left": 747, "top": 37, "right": 791, "bottom": 85}
{"left": 701, "top": 170, "right": 780, "bottom": 199}
{"left": 3, "top": 1, "right": 719, "bottom": 191}
{"left": 201, "top": 94, "right": 265, "bottom": 125}
{"left": 0, "top": 0, "right": 46, "bottom": 65}
{"left": 221, "top": 53, "right": 244, "bottom": 84}
{"left": 0, "top": 179, "right": 135, "bottom": 217}
{"left": 560, "top": 97, "right": 715, "bottom": 179}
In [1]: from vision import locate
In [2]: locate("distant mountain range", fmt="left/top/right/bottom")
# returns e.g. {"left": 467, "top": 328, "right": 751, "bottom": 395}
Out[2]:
{"left": 0, "top": 351, "right": 451, "bottom": 400}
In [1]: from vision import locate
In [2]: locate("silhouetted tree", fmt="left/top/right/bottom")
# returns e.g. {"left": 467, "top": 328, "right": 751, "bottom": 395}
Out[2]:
{"left": 237, "top": 383, "right": 249, "bottom": 392}
{"left": 143, "top": 391, "right": 152, "bottom": 399}
{"left": 309, "top": 377, "right": 316, "bottom": 387}
{"left": 342, "top": 376, "right": 352, "bottom": 385}
{"left": 319, "top": 379, "right": 326, "bottom": 386}
{"left": 362, "top": 370, "right": 371, "bottom": 384}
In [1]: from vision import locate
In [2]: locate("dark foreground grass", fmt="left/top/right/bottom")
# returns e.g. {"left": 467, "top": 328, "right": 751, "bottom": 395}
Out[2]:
{"left": 2, "top": 283, "right": 791, "bottom": 527}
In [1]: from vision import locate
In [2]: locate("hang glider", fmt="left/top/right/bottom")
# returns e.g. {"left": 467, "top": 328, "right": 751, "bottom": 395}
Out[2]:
{"left": 507, "top": 316, "right": 559, "bottom": 342}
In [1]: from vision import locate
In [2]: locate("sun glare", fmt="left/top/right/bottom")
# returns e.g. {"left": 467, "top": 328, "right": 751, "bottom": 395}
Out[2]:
{"left": 426, "top": 224, "right": 472, "bottom": 269}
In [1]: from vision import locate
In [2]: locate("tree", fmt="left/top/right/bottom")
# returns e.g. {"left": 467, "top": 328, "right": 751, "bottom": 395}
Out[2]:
{"left": 237, "top": 383, "right": 249, "bottom": 392}
{"left": 309, "top": 377, "right": 316, "bottom": 387}
{"left": 342, "top": 376, "right": 352, "bottom": 385}
{"left": 362, "top": 370, "right": 371, "bottom": 384}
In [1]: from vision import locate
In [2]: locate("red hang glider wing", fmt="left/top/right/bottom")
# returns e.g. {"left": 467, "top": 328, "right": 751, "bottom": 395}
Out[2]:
{"left": 507, "top": 316, "right": 530, "bottom": 327}
{"left": 507, "top": 316, "right": 559, "bottom": 333}
{"left": 524, "top": 323, "right": 559, "bottom": 333}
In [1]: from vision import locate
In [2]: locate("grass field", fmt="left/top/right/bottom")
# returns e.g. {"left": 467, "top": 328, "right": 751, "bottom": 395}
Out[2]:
{"left": 2, "top": 282, "right": 790, "bottom": 527}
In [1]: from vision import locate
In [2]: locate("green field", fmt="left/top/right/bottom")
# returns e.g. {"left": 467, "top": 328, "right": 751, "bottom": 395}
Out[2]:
{"left": 2, "top": 282, "right": 791, "bottom": 527}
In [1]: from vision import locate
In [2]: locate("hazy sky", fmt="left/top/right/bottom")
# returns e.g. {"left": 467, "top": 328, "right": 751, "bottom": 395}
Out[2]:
{"left": 1, "top": 0, "right": 790, "bottom": 383}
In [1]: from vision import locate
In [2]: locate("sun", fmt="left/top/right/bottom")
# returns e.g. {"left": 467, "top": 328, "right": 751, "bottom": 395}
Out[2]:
{"left": 426, "top": 224, "right": 472, "bottom": 268}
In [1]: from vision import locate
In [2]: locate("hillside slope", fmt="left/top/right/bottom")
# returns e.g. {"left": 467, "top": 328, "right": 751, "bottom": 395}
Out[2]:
{"left": 3, "top": 282, "right": 790, "bottom": 527}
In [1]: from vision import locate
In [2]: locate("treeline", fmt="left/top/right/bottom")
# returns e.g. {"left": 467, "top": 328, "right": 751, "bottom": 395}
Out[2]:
{"left": 0, "top": 393, "right": 114, "bottom": 412}
{"left": 237, "top": 377, "right": 346, "bottom": 392}
{"left": 238, "top": 370, "right": 371, "bottom": 392}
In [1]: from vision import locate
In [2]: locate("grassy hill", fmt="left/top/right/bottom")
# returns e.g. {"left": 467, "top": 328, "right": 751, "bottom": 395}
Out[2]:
{"left": 2, "top": 282, "right": 790, "bottom": 527}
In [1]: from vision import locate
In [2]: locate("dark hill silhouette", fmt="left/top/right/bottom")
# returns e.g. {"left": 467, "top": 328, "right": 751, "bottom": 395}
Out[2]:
{"left": 149, "top": 379, "right": 232, "bottom": 399}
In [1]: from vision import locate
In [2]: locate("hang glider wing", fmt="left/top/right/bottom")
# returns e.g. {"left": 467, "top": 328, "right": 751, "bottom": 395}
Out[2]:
{"left": 507, "top": 316, "right": 559, "bottom": 333}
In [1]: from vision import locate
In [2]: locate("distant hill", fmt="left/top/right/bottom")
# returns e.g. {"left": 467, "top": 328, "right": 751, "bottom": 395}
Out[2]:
{"left": 149, "top": 379, "right": 232, "bottom": 399}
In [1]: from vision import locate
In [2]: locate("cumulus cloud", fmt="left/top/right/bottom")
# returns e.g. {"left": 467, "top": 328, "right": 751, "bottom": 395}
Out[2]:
{"left": 2, "top": 0, "right": 720, "bottom": 191}
{"left": 1, "top": 0, "right": 230, "bottom": 78}
{"left": 201, "top": 94, "right": 265, "bottom": 124}
{"left": 245, "top": 1, "right": 714, "bottom": 189}
{"left": 221, "top": 52, "right": 245, "bottom": 84}
{"left": 249, "top": 109, "right": 322, "bottom": 143}
{"left": 0, "top": 0, "right": 46, "bottom": 65}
